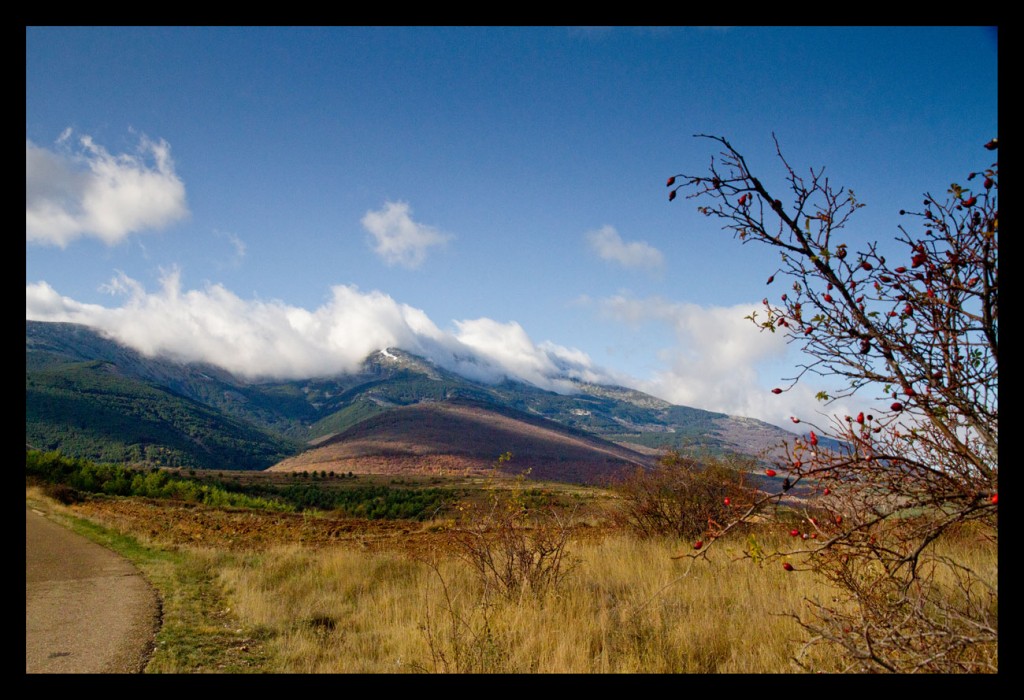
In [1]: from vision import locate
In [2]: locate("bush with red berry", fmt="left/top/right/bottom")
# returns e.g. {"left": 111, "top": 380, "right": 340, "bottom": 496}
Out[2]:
{"left": 667, "top": 134, "right": 998, "bottom": 673}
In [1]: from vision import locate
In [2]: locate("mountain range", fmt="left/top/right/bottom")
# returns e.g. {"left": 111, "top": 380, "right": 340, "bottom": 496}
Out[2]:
{"left": 26, "top": 320, "right": 799, "bottom": 484}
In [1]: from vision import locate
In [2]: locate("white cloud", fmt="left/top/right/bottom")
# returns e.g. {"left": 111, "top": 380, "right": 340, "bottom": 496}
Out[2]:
{"left": 26, "top": 280, "right": 107, "bottom": 319}
{"left": 454, "top": 318, "right": 554, "bottom": 383}
{"left": 585, "top": 225, "right": 664, "bottom": 270}
{"left": 28, "top": 271, "right": 430, "bottom": 379}
{"left": 361, "top": 201, "right": 452, "bottom": 269}
{"left": 451, "top": 318, "right": 608, "bottom": 392}
{"left": 25, "top": 273, "right": 615, "bottom": 392}
{"left": 26, "top": 131, "right": 189, "bottom": 247}
{"left": 597, "top": 294, "right": 809, "bottom": 425}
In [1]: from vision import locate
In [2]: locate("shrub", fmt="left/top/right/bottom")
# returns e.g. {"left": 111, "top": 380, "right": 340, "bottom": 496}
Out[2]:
{"left": 613, "top": 450, "right": 754, "bottom": 541}
{"left": 450, "top": 452, "right": 575, "bottom": 599}
{"left": 43, "top": 482, "right": 83, "bottom": 505}
{"left": 668, "top": 133, "right": 998, "bottom": 672}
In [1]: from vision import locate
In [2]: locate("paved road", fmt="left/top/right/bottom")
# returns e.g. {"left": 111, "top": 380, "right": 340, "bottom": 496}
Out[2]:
{"left": 26, "top": 505, "right": 160, "bottom": 674}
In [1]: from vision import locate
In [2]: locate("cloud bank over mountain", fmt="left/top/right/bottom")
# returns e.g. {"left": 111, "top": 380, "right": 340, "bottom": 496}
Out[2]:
{"left": 25, "top": 270, "right": 614, "bottom": 395}
{"left": 594, "top": 294, "right": 823, "bottom": 422}
{"left": 26, "top": 270, "right": 825, "bottom": 428}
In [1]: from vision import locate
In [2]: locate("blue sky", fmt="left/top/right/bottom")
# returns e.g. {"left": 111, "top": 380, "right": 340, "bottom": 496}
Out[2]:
{"left": 26, "top": 26, "right": 998, "bottom": 429}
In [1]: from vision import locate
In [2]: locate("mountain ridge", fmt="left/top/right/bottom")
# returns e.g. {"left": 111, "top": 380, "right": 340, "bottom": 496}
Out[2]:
{"left": 269, "top": 398, "right": 656, "bottom": 483}
{"left": 26, "top": 320, "right": 798, "bottom": 483}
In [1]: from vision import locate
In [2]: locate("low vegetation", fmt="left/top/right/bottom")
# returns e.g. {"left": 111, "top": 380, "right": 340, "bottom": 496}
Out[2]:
{"left": 612, "top": 450, "right": 756, "bottom": 540}
{"left": 216, "top": 534, "right": 848, "bottom": 673}
{"left": 27, "top": 450, "right": 462, "bottom": 521}
{"left": 26, "top": 449, "right": 997, "bottom": 673}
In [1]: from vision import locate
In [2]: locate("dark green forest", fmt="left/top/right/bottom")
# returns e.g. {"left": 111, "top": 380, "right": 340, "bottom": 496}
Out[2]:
{"left": 27, "top": 360, "right": 299, "bottom": 470}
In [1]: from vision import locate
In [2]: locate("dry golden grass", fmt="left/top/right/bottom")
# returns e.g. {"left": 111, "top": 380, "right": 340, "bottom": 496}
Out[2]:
{"left": 215, "top": 531, "right": 860, "bottom": 673}
{"left": 30, "top": 484, "right": 994, "bottom": 673}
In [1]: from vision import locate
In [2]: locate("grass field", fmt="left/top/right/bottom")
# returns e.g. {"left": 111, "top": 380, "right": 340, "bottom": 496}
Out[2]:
{"left": 25, "top": 463, "right": 997, "bottom": 674}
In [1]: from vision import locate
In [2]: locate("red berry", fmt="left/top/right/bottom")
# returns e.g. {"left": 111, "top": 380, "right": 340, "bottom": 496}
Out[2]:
{"left": 835, "top": 515, "right": 843, "bottom": 524}
{"left": 782, "top": 562, "right": 794, "bottom": 572}
{"left": 790, "top": 528, "right": 800, "bottom": 537}
{"left": 694, "top": 540, "right": 704, "bottom": 550}
{"left": 772, "top": 388, "right": 783, "bottom": 395}
{"left": 790, "top": 416, "right": 800, "bottom": 424}
{"left": 991, "top": 494, "right": 998, "bottom": 505}
{"left": 723, "top": 497, "right": 731, "bottom": 506}
{"left": 823, "top": 294, "right": 833, "bottom": 303}
{"left": 823, "top": 488, "right": 831, "bottom": 496}
{"left": 809, "top": 431, "right": 818, "bottom": 446}
{"left": 767, "top": 275, "right": 775, "bottom": 285}
{"left": 666, "top": 176, "right": 676, "bottom": 187}
{"left": 765, "top": 469, "right": 777, "bottom": 477}
{"left": 963, "top": 196, "right": 977, "bottom": 207}
{"left": 894, "top": 266, "right": 907, "bottom": 273}
{"left": 668, "top": 190, "right": 677, "bottom": 202}
{"left": 856, "top": 412, "right": 864, "bottom": 424}
{"left": 984, "top": 178, "right": 993, "bottom": 190}
{"left": 861, "top": 261, "right": 872, "bottom": 271}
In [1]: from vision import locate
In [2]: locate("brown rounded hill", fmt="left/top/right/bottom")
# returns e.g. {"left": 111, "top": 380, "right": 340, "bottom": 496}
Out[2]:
{"left": 269, "top": 400, "right": 655, "bottom": 485}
